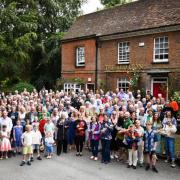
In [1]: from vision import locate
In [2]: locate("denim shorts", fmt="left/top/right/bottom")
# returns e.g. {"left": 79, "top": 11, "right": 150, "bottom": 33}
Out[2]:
{"left": 33, "top": 144, "right": 40, "bottom": 150}
{"left": 46, "top": 146, "right": 53, "bottom": 153}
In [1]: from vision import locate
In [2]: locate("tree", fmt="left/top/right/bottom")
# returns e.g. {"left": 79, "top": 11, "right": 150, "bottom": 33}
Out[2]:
{"left": 0, "top": 1, "right": 38, "bottom": 87}
{"left": 100, "top": 0, "right": 133, "bottom": 8}
{"left": 0, "top": 0, "right": 86, "bottom": 91}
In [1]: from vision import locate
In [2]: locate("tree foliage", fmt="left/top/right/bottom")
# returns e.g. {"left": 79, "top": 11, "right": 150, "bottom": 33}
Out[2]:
{"left": 100, "top": 0, "right": 133, "bottom": 8}
{"left": 0, "top": 0, "right": 86, "bottom": 91}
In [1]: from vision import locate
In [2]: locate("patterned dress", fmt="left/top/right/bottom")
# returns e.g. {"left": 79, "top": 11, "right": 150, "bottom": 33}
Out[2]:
{"left": 0, "top": 130, "right": 11, "bottom": 151}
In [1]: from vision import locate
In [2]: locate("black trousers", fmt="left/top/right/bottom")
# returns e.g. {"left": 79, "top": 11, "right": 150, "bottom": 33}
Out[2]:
{"left": 75, "top": 136, "right": 84, "bottom": 152}
{"left": 56, "top": 139, "right": 68, "bottom": 155}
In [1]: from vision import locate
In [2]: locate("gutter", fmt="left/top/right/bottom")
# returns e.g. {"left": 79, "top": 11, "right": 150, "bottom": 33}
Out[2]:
{"left": 61, "top": 34, "right": 97, "bottom": 44}
{"left": 95, "top": 37, "right": 99, "bottom": 90}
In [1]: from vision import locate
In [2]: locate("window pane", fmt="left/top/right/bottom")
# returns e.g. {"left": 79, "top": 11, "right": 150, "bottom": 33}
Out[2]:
{"left": 118, "top": 42, "right": 130, "bottom": 63}
{"left": 154, "top": 37, "right": 168, "bottom": 61}
{"left": 76, "top": 47, "right": 85, "bottom": 66}
{"left": 164, "top": 54, "right": 168, "bottom": 59}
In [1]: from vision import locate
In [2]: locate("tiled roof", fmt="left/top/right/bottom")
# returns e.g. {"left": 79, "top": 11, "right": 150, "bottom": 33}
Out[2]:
{"left": 62, "top": 0, "right": 180, "bottom": 40}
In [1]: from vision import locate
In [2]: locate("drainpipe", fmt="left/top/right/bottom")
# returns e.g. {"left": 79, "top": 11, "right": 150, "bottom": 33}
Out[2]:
{"left": 95, "top": 37, "right": 99, "bottom": 90}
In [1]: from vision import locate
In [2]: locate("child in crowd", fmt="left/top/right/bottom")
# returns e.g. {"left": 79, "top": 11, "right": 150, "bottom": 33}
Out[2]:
{"left": 0, "top": 125, "right": 11, "bottom": 159}
{"left": 142, "top": 122, "right": 158, "bottom": 173}
{"left": 13, "top": 120, "right": 23, "bottom": 154}
{"left": 32, "top": 116, "right": 39, "bottom": 128}
{"left": 31, "top": 124, "right": 42, "bottom": 161}
{"left": 125, "top": 124, "right": 139, "bottom": 169}
{"left": 45, "top": 132, "right": 54, "bottom": 159}
{"left": 20, "top": 125, "right": 33, "bottom": 166}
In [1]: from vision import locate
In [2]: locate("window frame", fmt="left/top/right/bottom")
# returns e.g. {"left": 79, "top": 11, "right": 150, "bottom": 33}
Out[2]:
{"left": 64, "top": 83, "right": 81, "bottom": 93}
{"left": 117, "top": 77, "right": 130, "bottom": 92}
{"left": 153, "top": 36, "right": 169, "bottom": 63}
{"left": 76, "top": 47, "right": 85, "bottom": 67}
{"left": 118, "top": 42, "right": 130, "bottom": 64}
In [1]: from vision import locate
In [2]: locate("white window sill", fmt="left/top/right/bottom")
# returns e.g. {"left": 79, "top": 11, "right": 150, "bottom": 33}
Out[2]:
{"left": 153, "top": 60, "right": 169, "bottom": 63}
{"left": 117, "top": 62, "right": 130, "bottom": 65}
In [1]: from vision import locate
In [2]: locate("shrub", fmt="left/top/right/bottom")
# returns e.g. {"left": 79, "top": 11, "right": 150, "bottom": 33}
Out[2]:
{"left": 12, "top": 82, "right": 35, "bottom": 93}
{"left": 173, "top": 91, "right": 180, "bottom": 104}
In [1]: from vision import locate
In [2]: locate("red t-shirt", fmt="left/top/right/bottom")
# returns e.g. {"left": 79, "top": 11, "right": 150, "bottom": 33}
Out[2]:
{"left": 39, "top": 119, "right": 47, "bottom": 134}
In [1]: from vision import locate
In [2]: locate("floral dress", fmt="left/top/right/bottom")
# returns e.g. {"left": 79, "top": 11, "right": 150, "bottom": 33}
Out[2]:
{"left": 0, "top": 130, "right": 11, "bottom": 151}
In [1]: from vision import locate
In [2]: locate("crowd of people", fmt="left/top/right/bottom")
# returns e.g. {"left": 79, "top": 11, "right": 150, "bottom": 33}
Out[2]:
{"left": 0, "top": 88, "right": 179, "bottom": 173}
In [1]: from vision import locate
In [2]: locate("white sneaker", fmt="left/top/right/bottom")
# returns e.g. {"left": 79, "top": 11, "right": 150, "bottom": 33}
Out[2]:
{"left": 164, "top": 159, "right": 168, "bottom": 163}
{"left": 171, "top": 162, "right": 176, "bottom": 168}
{"left": 90, "top": 156, "right": 94, "bottom": 159}
{"left": 94, "top": 157, "right": 98, "bottom": 161}
{"left": 114, "top": 154, "right": 118, "bottom": 159}
{"left": 110, "top": 155, "right": 114, "bottom": 159}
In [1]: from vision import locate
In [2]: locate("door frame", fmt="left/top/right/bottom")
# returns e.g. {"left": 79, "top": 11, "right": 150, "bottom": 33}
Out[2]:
{"left": 86, "top": 83, "right": 95, "bottom": 92}
{"left": 151, "top": 77, "right": 168, "bottom": 99}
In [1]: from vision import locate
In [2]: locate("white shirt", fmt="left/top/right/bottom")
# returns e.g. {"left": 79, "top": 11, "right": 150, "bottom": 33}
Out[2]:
{"left": 0, "top": 116, "right": 13, "bottom": 132}
{"left": 135, "top": 126, "right": 144, "bottom": 145}
{"left": 32, "top": 130, "right": 42, "bottom": 145}
{"left": 163, "top": 124, "right": 177, "bottom": 138}
{"left": 21, "top": 131, "right": 33, "bottom": 146}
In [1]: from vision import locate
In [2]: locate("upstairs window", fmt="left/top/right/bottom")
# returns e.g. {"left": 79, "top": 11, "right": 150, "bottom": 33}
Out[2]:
{"left": 154, "top": 36, "right": 168, "bottom": 62}
{"left": 118, "top": 42, "right": 130, "bottom": 64}
{"left": 76, "top": 47, "right": 85, "bottom": 66}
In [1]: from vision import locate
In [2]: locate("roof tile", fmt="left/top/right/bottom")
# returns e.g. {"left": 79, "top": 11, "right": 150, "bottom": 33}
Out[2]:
{"left": 63, "top": 0, "right": 180, "bottom": 40}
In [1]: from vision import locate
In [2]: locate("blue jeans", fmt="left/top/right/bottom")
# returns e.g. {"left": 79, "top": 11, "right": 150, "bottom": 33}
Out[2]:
{"left": 165, "top": 137, "right": 175, "bottom": 161}
{"left": 101, "top": 139, "right": 111, "bottom": 162}
{"left": 91, "top": 139, "right": 99, "bottom": 157}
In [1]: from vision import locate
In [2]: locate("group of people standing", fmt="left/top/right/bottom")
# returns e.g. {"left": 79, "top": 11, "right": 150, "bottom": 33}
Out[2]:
{"left": 0, "top": 88, "right": 179, "bottom": 172}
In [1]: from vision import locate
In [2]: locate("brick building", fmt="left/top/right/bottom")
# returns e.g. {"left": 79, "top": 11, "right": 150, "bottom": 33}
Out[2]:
{"left": 61, "top": 0, "right": 180, "bottom": 99}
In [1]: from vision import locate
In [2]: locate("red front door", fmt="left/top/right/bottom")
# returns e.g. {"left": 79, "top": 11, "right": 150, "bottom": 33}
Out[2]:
{"left": 153, "top": 83, "right": 167, "bottom": 99}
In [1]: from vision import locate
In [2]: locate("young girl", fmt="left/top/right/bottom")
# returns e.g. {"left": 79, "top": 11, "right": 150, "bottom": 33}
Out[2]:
{"left": 88, "top": 116, "right": 101, "bottom": 161}
{"left": 13, "top": 120, "right": 23, "bottom": 154}
{"left": 0, "top": 125, "right": 11, "bottom": 159}
{"left": 45, "top": 132, "right": 54, "bottom": 159}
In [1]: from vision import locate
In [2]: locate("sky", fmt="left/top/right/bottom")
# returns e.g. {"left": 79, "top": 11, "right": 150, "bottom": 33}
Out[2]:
{"left": 81, "top": 0, "right": 104, "bottom": 14}
{"left": 81, "top": 0, "right": 138, "bottom": 15}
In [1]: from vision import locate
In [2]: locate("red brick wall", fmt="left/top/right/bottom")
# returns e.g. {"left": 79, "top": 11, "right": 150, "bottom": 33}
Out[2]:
{"left": 99, "top": 31, "right": 180, "bottom": 70}
{"left": 99, "top": 31, "right": 180, "bottom": 91}
{"left": 61, "top": 39, "right": 96, "bottom": 83}
{"left": 61, "top": 31, "right": 180, "bottom": 91}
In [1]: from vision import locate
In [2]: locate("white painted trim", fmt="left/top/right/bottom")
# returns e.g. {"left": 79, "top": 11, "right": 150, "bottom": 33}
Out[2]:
{"left": 117, "top": 41, "right": 130, "bottom": 64}
{"left": 153, "top": 36, "right": 169, "bottom": 63}
{"left": 76, "top": 47, "right": 85, "bottom": 66}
